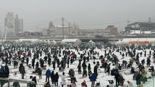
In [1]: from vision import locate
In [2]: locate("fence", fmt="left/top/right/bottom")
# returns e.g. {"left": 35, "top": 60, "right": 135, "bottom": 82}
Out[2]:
{"left": 0, "top": 78, "right": 35, "bottom": 87}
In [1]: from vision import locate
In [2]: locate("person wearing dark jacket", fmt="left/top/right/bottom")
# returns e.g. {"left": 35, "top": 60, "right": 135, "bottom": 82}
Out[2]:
{"left": 46, "top": 69, "right": 51, "bottom": 82}
{"left": 4, "top": 65, "right": 9, "bottom": 77}
{"left": 38, "top": 67, "right": 42, "bottom": 79}
{"left": 136, "top": 72, "right": 142, "bottom": 86}
{"left": 32, "top": 58, "right": 35, "bottom": 69}
{"left": 81, "top": 80, "right": 87, "bottom": 87}
{"left": 94, "top": 65, "right": 98, "bottom": 77}
{"left": 51, "top": 71, "right": 54, "bottom": 84}
{"left": 53, "top": 72, "right": 59, "bottom": 86}
{"left": 32, "top": 76, "right": 37, "bottom": 87}
{"left": 44, "top": 82, "right": 51, "bottom": 87}
{"left": 53, "top": 61, "right": 56, "bottom": 70}
{"left": 13, "top": 81, "right": 20, "bottom": 87}
{"left": 147, "top": 57, "right": 151, "bottom": 66}
{"left": 19, "top": 63, "right": 25, "bottom": 79}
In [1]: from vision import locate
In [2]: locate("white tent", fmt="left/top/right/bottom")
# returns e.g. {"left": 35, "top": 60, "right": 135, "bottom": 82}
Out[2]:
{"left": 61, "top": 39, "right": 81, "bottom": 46}
{"left": 116, "top": 38, "right": 155, "bottom": 45}
{"left": 16, "top": 39, "right": 40, "bottom": 42}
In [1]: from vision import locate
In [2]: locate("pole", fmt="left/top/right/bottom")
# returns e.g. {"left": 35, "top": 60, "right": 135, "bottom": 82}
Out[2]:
{"left": 153, "top": 76, "right": 154, "bottom": 87}
{"left": 62, "top": 17, "right": 64, "bottom": 39}
{"left": 68, "top": 22, "right": 71, "bottom": 38}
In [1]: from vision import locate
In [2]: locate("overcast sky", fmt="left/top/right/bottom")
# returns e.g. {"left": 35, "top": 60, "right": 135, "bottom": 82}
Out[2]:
{"left": 0, "top": 0, "right": 155, "bottom": 31}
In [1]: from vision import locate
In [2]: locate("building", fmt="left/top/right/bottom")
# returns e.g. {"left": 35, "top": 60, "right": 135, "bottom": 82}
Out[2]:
{"left": 104, "top": 25, "right": 119, "bottom": 36}
{"left": 5, "top": 12, "right": 15, "bottom": 36}
{"left": 125, "top": 22, "right": 155, "bottom": 35}
{"left": 79, "top": 29, "right": 104, "bottom": 37}
{"left": 5, "top": 12, "right": 23, "bottom": 37}
{"left": 15, "top": 15, "right": 23, "bottom": 34}
{"left": 44, "top": 22, "right": 79, "bottom": 38}
{"left": 78, "top": 25, "right": 119, "bottom": 37}
{"left": 43, "top": 21, "right": 119, "bottom": 38}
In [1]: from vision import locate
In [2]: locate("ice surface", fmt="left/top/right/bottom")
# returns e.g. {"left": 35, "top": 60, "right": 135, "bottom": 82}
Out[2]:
{"left": 1, "top": 46, "right": 155, "bottom": 87}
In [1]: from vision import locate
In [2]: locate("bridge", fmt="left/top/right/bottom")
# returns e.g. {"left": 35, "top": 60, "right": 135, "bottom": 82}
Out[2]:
{"left": 0, "top": 36, "right": 121, "bottom": 42}
{"left": 0, "top": 35, "right": 155, "bottom": 42}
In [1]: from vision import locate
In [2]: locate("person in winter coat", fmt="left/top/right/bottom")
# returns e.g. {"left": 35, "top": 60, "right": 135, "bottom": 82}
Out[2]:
{"left": 44, "top": 82, "right": 51, "bottom": 87}
{"left": 68, "top": 83, "right": 76, "bottom": 87}
{"left": 38, "top": 67, "right": 42, "bottom": 79}
{"left": 4, "top": 65, "right": 9, "bottom": 77}
{"left": 147, "top": 57, "right": 151, "bottom": 66}
{"left": 52, "top": 61, "right": 56, "bottom": 70}
{"left": 94, "top": 65, "right": 98, "bottom": 77}
{"left": 40, "top": 59, "right": 44, "bottom": 68}
{"left": 51, "top": 71, "right": 54, "bottom": 84}
{"left": 53, "top": 72, "right": 59, "bottom": 86}
{"left": 13, "top": 60, "right": 18, "bottom": 68}
{"left": 71, "top": 76, "right": 77, "bottom": 83}
{"left": 69, "top": 69, "right": 75, "bottom": 78}
{"left": 69, "top": 78, "right": 77, "bottom": 87}
{"left": 89, "top": 73, "right": 97, "bottom": 87}
{"left": 46, "top": 69, "right": 51, "bottom": 82}
{"left": 32, "top": 58, "right": 35, "bottom": 69}
{"left": 19, "top": 63, "right": 25, "bottom": 79}
{"left": 32, "top": 76, "right": 37, "bottom": 87}
{"left": 26, "top": 57, "right": 29, "bottom": 65}
{"left": 13, "top": 81, "right": 20, "bottom": 87}
{"left": 136, "top": 72, "right": 142, "bottom": 86}
{"left": 81, "top": 80, "right": 87, "bottom": 87}
{"left": 61, "top": 72, "right": 66, "bottom": 87}
{"left": 77, "top": 64, "right": 82, "bottom": 74}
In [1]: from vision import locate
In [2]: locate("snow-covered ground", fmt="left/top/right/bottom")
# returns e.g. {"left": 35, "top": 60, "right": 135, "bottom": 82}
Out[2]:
{"left": 1, "top": 45, "right": 155, "bottom": 87}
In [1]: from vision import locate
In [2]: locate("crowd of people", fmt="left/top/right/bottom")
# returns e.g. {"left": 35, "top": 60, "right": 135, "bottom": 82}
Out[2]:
{"left": 0, "top": 41, "right": 155, "bottom": 87}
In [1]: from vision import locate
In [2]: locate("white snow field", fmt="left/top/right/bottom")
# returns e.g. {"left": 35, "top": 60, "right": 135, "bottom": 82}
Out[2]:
{"left": 1, "top": 46, "right": 155, "bottom": 87}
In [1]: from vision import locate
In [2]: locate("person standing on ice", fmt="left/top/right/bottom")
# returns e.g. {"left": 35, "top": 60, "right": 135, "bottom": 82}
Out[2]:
{"left": 147, "top": 56, "right": 151, "bottom": 66}
{"left": 52, "top": 61, "right": 56, "bottom": 70}
{"left": 51, "top": 71, "right": 55, "bottom": 84}
{"left": 53, "top": 72, "right": 59, "bottom": 86}
{"left": 81, "top": 80, "right": 87, "bottom": 87}
{"left": 94, "top": 64, "right": 98, "bottom": 77}
{"left": 82, "top": 60, "right": 87, "bottom": 77}
{"left": 13, "top": 81, "right": 20, "bottom": 87}
{"left": 32, "top": 76, "right": 37, "bottom": 87}
{"left": 61, "top": 72, "right": 66, "bottom": 87}
{"left": 89, "top": 73, "right": 97, "bottom": 87}
{"left": 46, "top": 69, "right": 51, "bottom": 82}
{"left": 19, "top": 63, "right": 25, "bottom": 79}
{"left": 32, "top": 58, "right": 35, "bottom": 69}
{"left": 68, "top": 77, "right": 77, "bottom": 87}
{"left": 135, "top": 72, "right": 142, "bottom": 87}
{"left": 48, "top": 57, "right": 51, "bottom": 66}
{"left": 44, "top": 82, "right": 51, "bottom": 87}
{"left": 38, "top": 67, "right": 42, "bottom": 79}
{"left": 88, "top": 63, "right": 92, "bottom": 77}
{"left": 77, "top": 60, "right": 82, "bottom": 74}
{"left": 26, "top": 57, "right": 29, "bottom": 65}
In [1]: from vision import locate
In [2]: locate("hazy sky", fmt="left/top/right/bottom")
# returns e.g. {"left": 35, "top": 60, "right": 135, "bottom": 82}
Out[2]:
{"left": 0, "top": 0, "right": 155, "bottom": 31}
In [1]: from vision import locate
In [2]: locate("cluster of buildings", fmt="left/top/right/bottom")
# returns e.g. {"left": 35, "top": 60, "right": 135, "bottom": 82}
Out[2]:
{"left": 42, "top": 21, "right": 119, "bottom": 38}
{"left": 3, "top": 12, "right": 155, "bottom": 39}
{"left": 124, "top": 22, "right": 155, "bottom": 36}
{"left": 3, "top": 12, "right": 119, "bottom": 38}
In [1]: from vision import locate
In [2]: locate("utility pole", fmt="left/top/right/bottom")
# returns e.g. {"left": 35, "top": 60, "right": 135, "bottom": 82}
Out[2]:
{"left": 68, "top": 22, "right": 71, "bottom": 38}
{"left": 61, "top": 17, "right": 64, "bottom": 39}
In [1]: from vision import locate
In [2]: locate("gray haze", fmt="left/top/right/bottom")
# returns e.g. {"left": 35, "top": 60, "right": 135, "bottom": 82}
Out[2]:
{"left": 0, "top": 0, "right": 155, "bottom": 31}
